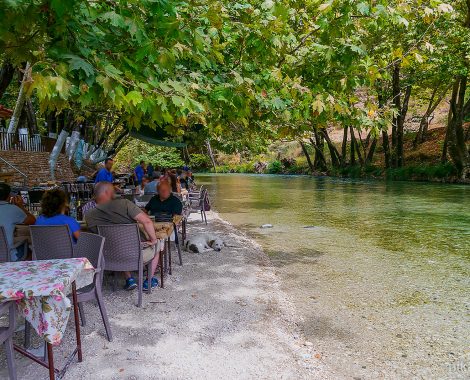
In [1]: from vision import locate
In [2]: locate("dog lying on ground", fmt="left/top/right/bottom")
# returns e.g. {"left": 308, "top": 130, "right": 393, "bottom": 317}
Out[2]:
{"left": 184, "top": 234, "right": 225, "bottom": 253}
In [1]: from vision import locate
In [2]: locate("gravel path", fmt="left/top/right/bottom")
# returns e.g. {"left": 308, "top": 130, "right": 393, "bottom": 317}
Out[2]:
{"left": 1, "top": 213, "right": 324, "bottom": 379}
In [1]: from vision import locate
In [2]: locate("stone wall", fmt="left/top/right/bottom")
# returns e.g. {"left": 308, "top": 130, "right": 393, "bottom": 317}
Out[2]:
{"left": 0, "top": 150, "right": 76, "bottom": 186}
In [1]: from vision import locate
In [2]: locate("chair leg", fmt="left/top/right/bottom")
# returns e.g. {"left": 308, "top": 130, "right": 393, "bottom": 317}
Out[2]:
{"left": 5, "top": 338, "right": 17, "bottom": 380}
{"left": 146, "top": 263, "right": 152, "bottom": 295}
{"left": 167, "top": 238, "right": 172, "bottom": 275}
{"left": 137, "top": 266, "right": 143, "bottom": 308}
{"left": 78, "top": 303, "right": 86, "bottom": 327}
{"left": 24, "top": 320, "right": 31, "bottom": 348}
{"left": 174, "top": 227, "right": 183, "bottom": 266}
{"left": 163, "top": 241, "right": 168, "bottom": 273}
{"left": 96, "top": 291, "right": 113, "bottom": 342}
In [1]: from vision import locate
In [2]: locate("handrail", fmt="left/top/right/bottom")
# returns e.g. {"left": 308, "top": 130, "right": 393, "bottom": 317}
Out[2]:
{"left": 0, "top": 155, "right": 28, "bottom": 186}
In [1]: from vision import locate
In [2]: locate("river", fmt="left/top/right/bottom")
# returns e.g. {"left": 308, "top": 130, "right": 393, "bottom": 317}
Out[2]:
{"left": 197, "top": 173, "right": 470, "bottom": 379}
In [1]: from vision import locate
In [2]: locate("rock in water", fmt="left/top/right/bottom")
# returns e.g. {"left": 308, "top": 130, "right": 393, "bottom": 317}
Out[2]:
{"left": 260, "top": 224, "right": 273, "bottom": 228}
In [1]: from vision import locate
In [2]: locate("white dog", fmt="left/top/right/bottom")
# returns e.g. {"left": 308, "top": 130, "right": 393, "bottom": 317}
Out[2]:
{"left": 184, "top": 234, "right": 225, "bottom": 253}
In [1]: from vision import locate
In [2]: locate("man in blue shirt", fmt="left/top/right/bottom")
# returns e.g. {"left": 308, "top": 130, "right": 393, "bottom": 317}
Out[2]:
{"left": 134, "top": 160, "right": 145, "bottom": 185}
{"left": 95, "top": 158, "right": 114, "bottom": 183}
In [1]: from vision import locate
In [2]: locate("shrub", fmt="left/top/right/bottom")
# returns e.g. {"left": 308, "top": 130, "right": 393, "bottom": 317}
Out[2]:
{"left": 267, "top": 160, "right": 283, "bottom": 174}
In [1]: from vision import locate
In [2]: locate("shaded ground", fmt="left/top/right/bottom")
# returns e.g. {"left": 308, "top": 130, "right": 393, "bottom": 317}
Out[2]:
{"left": 0, "top": 213, "right": 322, "bottom": 379}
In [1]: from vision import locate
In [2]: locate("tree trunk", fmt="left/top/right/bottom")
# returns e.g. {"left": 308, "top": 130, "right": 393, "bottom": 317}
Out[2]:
{"left": 447, "top": 76, "right": 470, "bottom": 178}
{"left": 391, "top": 64, "right": 400, "bottom": 166}
{"left": 350, "top": 127, "right": 356, "bottom": 166}
{"left": 312, "top": 128, "right": 327, "bottom": 171}
{"left": 206, "top": 139, "right": 217, "bottom": 172}
{"left": 321, "top": 129, "right": 341, "bottom": 168}
{"left": 7, "top": 62, "right": 31, "bottom": 134}
{"left": 350, "top": 127, "right": 364, "bottom": 166}
{"left": 382, "top": 130, "right": 391, "bottom": 169}
{"left": 365, "top": 137, "right": 378, "bottom": 165}
{"left": 49, "top": 129, "right": 69, "bottom": 180}
{"left": 309, "top": 136, "right": 327, "bottom": 171}
{"left": 25, "top": 99, "right": 37, "bottom": 134}
{"left": 341, "top": 126, "right": 348, "bottom": 165}
{"left": 397, "top": 85, "right": 411, "bottom": 167}
{"left": 0, "top": 61, "right": 15, "bottom": 99}
{"left": 299, "top": 141, "right": 315, "bottom": 173}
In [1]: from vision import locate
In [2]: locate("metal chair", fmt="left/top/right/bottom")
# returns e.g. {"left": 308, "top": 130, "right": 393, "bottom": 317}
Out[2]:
{"left": 0, "top": 225, "right": 28, "bottom": 263}
{"left": 97, "top": 224, "right": 158, "bottom": 307}
{"left": 0, "top": 301, "right": 17, "bottom": 380}
{"left": 73, "top": 232, "right": 113, "bottom": 342}
{"left": 188, "top": 187, "right": 208, "bottom": 224}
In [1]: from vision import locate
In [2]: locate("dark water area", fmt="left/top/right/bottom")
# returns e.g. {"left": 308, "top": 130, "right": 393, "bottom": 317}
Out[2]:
{"left": 197, "top": 174, "right": 470, "bottom": 379}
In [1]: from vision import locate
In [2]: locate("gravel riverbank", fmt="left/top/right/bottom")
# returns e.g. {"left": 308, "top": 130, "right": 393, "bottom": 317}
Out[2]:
{"left": 1, "top": 213, "right": 326, "bottom": 379}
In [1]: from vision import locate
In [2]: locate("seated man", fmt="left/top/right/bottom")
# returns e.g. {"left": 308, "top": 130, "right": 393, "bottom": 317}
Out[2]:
{"left": 145, "top": 179, "right": 183, "bottom": 217}
{"left": 85, "top": 182, "right": 160, "bottom": 291}
{"left": 0, "top": 183, "right": 36, "bottom": 260}
{"left": 144, "top": 171, "right": 161, "bottom": 195}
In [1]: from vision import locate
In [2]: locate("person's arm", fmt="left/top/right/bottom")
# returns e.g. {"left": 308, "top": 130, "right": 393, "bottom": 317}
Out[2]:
{"left": 69, "top": 218, "right": 81, "bottom": 240}
{"left": 134, "top": 212, "right": 158, "bottom": 245}
{"left": 11, "top": 196, "right": 36, "bottom": 225}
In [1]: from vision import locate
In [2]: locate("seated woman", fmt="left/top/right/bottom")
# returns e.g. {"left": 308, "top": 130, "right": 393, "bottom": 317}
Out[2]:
{"left": 145, "top": 179, "right": 183, "bottom": 217}
{"left": 35, "top": 189, "right": 80, "bottom": 242}
{"left": 168, "top": 172, "right": 181, "bottom": 194}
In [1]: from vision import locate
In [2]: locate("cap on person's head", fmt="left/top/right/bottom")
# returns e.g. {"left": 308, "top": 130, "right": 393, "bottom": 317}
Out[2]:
{"left": 0, "top": 183, "right": 11, "bottom": 201}
{"left": 183, "top": 165, "right": 189, "bottom": 171}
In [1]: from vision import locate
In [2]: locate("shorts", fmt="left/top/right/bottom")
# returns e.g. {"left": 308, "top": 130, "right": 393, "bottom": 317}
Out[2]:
{"left": 142, "top": 246, "right": 156, "bottom": 263}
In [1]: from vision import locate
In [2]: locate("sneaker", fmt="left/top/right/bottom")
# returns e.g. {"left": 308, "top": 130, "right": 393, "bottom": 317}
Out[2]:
{"left": 143, "top": 277, "right": 159, "bottom": 291}
{"left": 124, "top": 277, "right": 137, "bottom": 291}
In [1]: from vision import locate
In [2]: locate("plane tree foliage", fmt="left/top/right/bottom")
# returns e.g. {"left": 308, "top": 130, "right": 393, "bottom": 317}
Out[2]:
{"left": 0, "top": 0, "right": 469, "bottom": 178}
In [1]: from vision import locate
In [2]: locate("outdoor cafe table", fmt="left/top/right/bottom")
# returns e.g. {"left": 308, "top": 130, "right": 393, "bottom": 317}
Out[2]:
{"left": 0, "top": 258, "right": 94, "bottom": 380}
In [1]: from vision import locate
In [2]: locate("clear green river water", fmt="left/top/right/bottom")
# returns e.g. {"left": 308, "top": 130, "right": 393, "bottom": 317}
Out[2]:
{"left": 197, "top": 174, "right": 470, "bottom": 379}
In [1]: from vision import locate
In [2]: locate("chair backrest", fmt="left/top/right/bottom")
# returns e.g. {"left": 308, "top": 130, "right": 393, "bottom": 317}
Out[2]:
{"left": 97, "top": 224, "right": 142, "bottom": 272}
{"left": 73, "top": 232, "right": 105, "bottom": 270}
{"left": 30, "top": 225, "right": 73, "bottom": 260}
{"left": 152, "top": 212, "right": 173, "bottom": 223}
{"left": 0, "top": 226, "right": 10, "bottom": 263}
{"left": 135, "top": 194, "right": 153, "bottom": 203}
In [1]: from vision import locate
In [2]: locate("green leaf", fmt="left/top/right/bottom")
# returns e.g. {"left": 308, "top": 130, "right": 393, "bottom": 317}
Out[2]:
{"left": 62, "top": 54, "right": 95, "bottom": 78}
{"left": 126, "top": 91, "right": 143, "bottom": 106}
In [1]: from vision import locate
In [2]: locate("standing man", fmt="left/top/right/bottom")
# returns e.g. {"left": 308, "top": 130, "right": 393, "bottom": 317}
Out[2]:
{"left": 0, "top": 183, "right": 36, "bottom": 260}
{"left": 134, "top": 160, "right": 146, "bottom": 185}
{"left": 146, "top": 162, "right": 154, "bottom": 178}
{"left": 95, "top": 158, "right": 114, "bottom": 183}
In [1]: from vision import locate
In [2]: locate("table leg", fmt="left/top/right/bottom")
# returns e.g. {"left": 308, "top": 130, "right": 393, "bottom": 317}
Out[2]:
{"left": 71, "top": 282, "right": 82, "bottom": 362}
{"left": 160, "top": 250, "right": 164, "bottom": 289}
{"left": 46, "top": 343, "right": 55, "bottom": 380}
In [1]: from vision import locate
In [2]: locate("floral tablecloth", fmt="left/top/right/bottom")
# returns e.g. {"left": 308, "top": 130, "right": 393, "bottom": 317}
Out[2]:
{"left": 0, "top": 258, "right": 94, "bottom": 345}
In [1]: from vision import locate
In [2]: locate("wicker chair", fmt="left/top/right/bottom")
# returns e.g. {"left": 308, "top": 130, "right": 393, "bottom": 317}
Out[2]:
{"left": 97, "top": 224, "right": 157, "bottom": 308}
{"left": 73, "top": 232, "right": 112, "bottom": 342}
{"left": 0, "top": 225, "right": 28, "bottom": 263}
{"left": 29, "top": 225, "right": 73, "bottom": 260}
{"left": 30, "top": 226, "right": 113, "bottom": 341}
{"left": 0, "top": 301, "right": 17, "bottom": 380}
